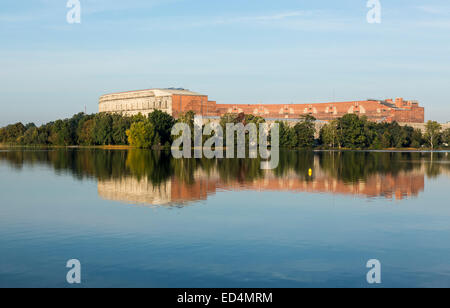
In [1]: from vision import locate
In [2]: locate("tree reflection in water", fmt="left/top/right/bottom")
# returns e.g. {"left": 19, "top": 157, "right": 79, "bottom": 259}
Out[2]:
{"left": 1, "top": 149, "right": 449, "bottom": 206}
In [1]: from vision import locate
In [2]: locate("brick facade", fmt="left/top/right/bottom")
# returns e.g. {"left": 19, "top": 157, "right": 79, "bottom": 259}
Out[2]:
{"left": 99, "top": 89, "right": 425, "bottom": 123}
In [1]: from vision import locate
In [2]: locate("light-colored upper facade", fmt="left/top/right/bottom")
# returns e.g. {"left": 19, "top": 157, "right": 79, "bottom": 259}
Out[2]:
{"left": 99, "top": 88, "right": 209, "bottom": 117}
{"left": 99, "top": 89, "right": 425, "bottom": 123}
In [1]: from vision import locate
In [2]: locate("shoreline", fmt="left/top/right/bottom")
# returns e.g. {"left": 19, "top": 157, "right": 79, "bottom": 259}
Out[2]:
{"left": 0, "top": 144, "right": 449, "bottom": 152}
{"left": 0, "top": 144, "right": 137, "bottom": 150}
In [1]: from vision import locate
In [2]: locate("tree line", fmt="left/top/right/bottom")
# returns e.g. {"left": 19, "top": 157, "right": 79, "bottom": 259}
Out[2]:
{"left": 279, "top": 114, "right": 449, "bottom": 150}
{"left": 0, "top": 111, "right": 449, "bottom": 149}
{"left": 317, "top": 114, "right": 449, "bottom": 150}
{"left": 0, "top": 111, "right": 175, "bottom": 148}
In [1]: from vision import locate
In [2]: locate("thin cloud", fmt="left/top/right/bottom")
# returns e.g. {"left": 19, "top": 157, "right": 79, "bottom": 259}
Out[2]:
{"left": 211, "top": 10, "right": 315, "bottom": 25}
{"left": 415, "top": 5, "right": 450, "bottom": 15}
{"left": 81, "top": 0, "right": 178, "bottom": 14}
{"left": 237, "top": 11, "right": 311, "bottom": 21}
{"left": 417, "top": 20, "right": 450, "bottom": 29}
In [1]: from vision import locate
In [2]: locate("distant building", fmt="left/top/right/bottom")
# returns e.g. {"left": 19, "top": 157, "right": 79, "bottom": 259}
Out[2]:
{"left": 99, "top": 88, "right": 210, "bottom": 118}
{"left": 99, "top": 88, "right": 425, "bottom": 123}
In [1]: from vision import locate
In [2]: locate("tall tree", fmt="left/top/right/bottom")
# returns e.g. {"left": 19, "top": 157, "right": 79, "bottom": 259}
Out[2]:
{"left": 112, "top": 115, "right": 132, "bottom": 145}
{"left": 338, "top": 114, "right": 368, "bottom": 148}
{"left": 320, "top": 120, "right": 340, "bottom": 148}
{"left": 0, "top": 128, "right": 6, "bottom": 143}
{"left": 425, "top": 121, "right": 442, "bottom": 150}
{"left": 148, "top": 110, "right": 175, "bottom": 146}
{"left": 411, "top": 128, "right": 424, "bottom": 148}
{"left": 78, "top": 119, "right": 96, "bottom": 145}
{"left": 126, "top": 121, "right": 156, "bottom": 149}
{"left": 93, "top": 113, "right": 114, "bottom": 145}
{"left": 294, "top": 115, "right": 316, "bottom": 148}
{"left": 277, "top": 121, "right": 297, "bottom": 148}
{"left": 49, "top": 120, "right": 71, "bottom": 145}
{"left": 21, "top": 127, "right": 39, "bottom": 145}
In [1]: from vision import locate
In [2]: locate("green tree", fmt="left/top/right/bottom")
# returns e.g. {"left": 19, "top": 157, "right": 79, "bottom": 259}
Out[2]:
{"left": 338, "top": 114, "right": 368, "bottom": 148}
{"left": 320, "top": 120, "right": 340, "bottom": 148}
{"left": 49, "top": 120, "right": 71, "bottom": 145}
{"left": 2, "top": 123, "right": 26, "bottom": 143}
{"left": 442, "top": 128, "right": 450, "bottom": 146}
{"left": 294, "top": 115, "right": 316, "bottom": 148}
{"left": 0, "top": 128, "right": 6, "bottom": 143}
{"left": 176, "top": 111, "right": 197, "bottom": 146}
{"left": 411, "top": 128, "right": 424, "bottom": 148}
{"left": 35, "top": 124, "right": 49, "bottom": 145}
{"left": 244, "top": 114, "right": 265, "bottom": 125}
{"left": 21, "top": 127, "right": 39, "bottom": 145}
{"left": 425, "top": 120, "right": 442, "bottom": 150}
{"left": 178, "top": 110, "right": 196, "bottom": 129}
{"left": 112, "top": 114, "right": 132, "bottom": 145}
{"left": 277, "top": 121, "right": 297, "bottom": 148}
{"left": 25, "top": 123, "right": 36, "bottom": 131}
{"left": 68, "top": 113, "right": 86, "bottom": 144}
{"left": 126, "top": 121, "right": 156, "bottom": 148}
{"left": 148, "top": 110, "right": 175, "bottom": 146}
{"left": 389, "top": 122, "right": 408, "bottom": 148}
{"left": 93, "top": 113, "right": 114, "bottom": 145}
{"left": 380, "top": 130, "right": 392, "bottom": 148}
{"left": 78, "top": 119, "right": 96, "bottom": 145}
{"left": 244, "top": 114, "right": 265, "bottom": 146}
{"left": 401, "top": 125, "right": 415, "bottom": 148}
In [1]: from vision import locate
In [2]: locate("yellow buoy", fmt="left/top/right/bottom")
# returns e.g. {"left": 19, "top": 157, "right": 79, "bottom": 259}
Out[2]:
{"left": 308, "top": 168, "right": 313, "bottom": 177}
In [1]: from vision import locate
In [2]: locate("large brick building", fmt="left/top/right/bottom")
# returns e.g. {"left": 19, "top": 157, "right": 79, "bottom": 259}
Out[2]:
{"left": 99, "top": 88, "right": 425, "bottom": 123}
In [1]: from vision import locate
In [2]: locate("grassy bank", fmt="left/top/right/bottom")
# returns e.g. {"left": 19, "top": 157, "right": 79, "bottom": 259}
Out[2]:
{"left": 0, "top": 144, "right": 173, "bottom": 151}
{"left": 1, "top": 143, "right": 449, "bottom": 152}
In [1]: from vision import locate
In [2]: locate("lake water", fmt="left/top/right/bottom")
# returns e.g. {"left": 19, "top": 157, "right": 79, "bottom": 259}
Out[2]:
{"left": 1, "top": 149, "right": 450, "bottom": 287}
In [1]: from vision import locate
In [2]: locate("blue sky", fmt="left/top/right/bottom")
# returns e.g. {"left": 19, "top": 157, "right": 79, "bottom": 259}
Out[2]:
{"left": 1, "top": 0, "right": 449, "bottom": 125}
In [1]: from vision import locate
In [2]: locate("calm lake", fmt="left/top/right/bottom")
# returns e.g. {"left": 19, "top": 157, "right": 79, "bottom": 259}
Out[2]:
{"left": 1, "top": 149, "right": 450, "bottom": 287}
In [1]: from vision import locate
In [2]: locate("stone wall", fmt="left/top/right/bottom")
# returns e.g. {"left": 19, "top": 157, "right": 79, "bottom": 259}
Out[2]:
{"left": 398, "top": 122, "right": 450, "bottom": 133}
{"left": 99, "top": 90, "right": 173, "bottom": 116}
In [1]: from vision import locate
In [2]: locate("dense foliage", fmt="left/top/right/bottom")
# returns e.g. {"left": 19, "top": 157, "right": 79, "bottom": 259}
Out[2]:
{"left": 0, "top": 111, "right": 448, "bottom": 149}
{"left": 0, "top": 111, "right": 174, "bottom": 148}
{"left": 316, "top": 115, "right": 445, "bottom": 149}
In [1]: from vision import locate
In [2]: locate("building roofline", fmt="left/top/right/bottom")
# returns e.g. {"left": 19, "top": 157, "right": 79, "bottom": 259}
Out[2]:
{"left": 100, "top": 88, "right": 207, "bottom": 98}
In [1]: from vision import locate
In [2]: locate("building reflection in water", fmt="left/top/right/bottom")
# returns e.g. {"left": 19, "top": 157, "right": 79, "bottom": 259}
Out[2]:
{"left": 1, "top": 149, "right": 447, "bottom": 207}
{"left": 97, "top": 168, "right": 426, "bottom": 206}
{"left": 97, "top": 151, "right": 439, "bottom": 206}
